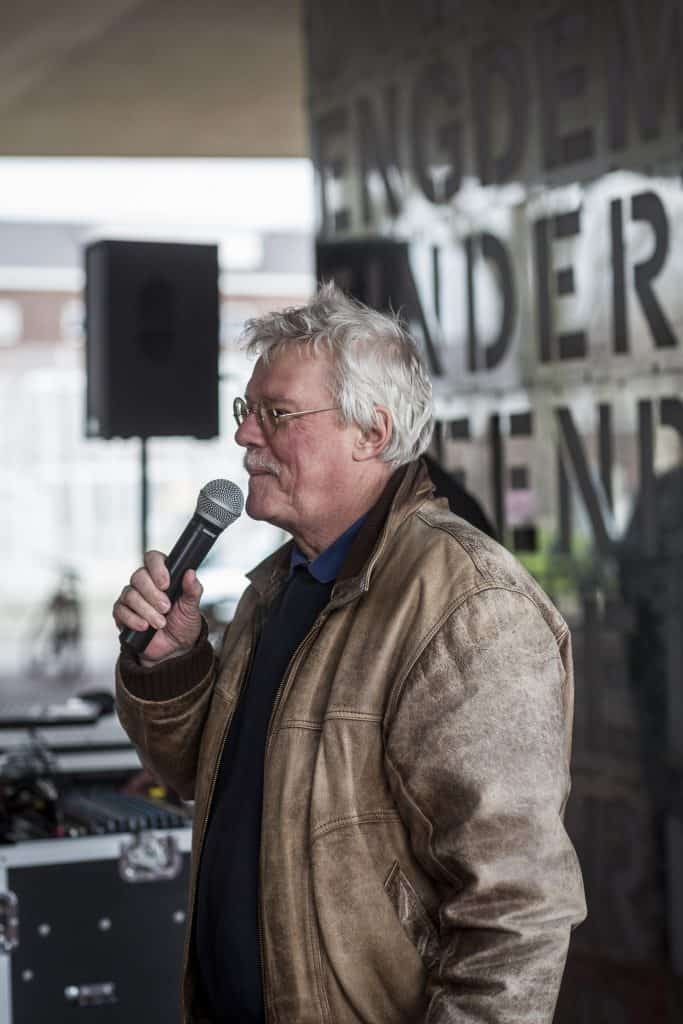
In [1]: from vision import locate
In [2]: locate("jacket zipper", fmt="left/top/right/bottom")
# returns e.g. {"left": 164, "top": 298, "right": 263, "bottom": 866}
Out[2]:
{"left": 256, "top": 563, "right": 392, "bottom": 1020}
{"left": 258, "top": 608, "right": 330, "bottom": 1022}
{"left": 241, "top": 545, "right": 387, "bottom": 1018}
{"left": 264, "top": 613, "right": 327, "bottom": 757}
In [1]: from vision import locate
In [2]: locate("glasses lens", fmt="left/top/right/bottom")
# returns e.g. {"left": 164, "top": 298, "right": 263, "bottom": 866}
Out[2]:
{"left": 233, "top": 397, "right": 246, "bottom": 426}
{"left": 233, "top": 398, "right": 278, "bottom": 432}
{"left": 261, "top": 406, "right": 278, "bottom": 433}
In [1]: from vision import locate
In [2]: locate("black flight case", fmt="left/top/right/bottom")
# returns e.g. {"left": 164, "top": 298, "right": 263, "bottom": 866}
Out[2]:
{"left": 0, "top": 701, "right": 193, "bottom": 1024}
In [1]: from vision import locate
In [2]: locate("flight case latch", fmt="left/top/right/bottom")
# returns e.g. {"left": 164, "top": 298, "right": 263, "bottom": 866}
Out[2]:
{"left": 0, "top": 891, "right": 19, "bottom": 953}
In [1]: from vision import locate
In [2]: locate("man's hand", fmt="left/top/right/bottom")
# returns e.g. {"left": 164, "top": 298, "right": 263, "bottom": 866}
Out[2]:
{"left": 113, "top": 550, "right": 203, "bottom": 664}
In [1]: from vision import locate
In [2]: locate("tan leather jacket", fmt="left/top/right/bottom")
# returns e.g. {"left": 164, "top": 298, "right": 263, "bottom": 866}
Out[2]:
{"left": 116, "top": 461, "right": 586, "bottom": 1023}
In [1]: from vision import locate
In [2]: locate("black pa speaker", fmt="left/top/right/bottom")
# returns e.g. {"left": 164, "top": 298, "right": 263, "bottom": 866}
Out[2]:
{"left": 85, "top": 240, "right": 219, "bottom": 439}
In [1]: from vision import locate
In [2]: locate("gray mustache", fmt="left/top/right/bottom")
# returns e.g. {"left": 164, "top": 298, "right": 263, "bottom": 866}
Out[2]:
{"left": 244, "top": 452, "right": 281, "bottom": 476}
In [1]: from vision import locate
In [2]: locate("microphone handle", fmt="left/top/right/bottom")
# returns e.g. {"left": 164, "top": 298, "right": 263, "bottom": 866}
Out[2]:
{"left": 120, "top": 514, "right": 223, "bottom": 654}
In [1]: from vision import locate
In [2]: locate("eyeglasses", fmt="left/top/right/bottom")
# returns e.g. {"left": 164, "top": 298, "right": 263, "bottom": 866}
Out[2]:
{"left": 233, "top": 396, "right": 339, "bottom": 433}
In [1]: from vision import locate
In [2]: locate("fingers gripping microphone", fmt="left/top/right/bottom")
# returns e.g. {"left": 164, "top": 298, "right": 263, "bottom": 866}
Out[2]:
{"left": 120, "top": 479, "right": 244, "bottom": 653}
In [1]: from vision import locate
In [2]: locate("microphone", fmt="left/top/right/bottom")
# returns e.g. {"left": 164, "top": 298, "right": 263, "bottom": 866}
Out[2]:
{"left": 120, "top": 478, "right": 244, "bottom": 653}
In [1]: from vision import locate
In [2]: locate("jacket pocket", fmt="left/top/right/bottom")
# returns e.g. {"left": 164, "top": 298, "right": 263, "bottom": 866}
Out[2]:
{"left": 384, "top": 860, "right": 440, "bottom": 972}
{"left": 312, "top": 824, "right": 429, "bottom": 1022}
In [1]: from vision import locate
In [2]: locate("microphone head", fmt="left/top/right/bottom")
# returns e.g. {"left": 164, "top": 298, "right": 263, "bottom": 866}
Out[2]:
{"left": 196, "top": 479, "right": 244, "bottom": 531}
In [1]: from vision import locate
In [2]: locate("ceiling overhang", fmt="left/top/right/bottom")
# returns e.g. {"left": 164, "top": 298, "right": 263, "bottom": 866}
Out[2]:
{"left": 0, "top": 0, "right": 308, "bottom": 157}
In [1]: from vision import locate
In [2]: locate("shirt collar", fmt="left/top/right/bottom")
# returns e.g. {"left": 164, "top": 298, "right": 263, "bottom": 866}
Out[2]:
{"left": 289, "top": 514, "right": 368, "bottom": 583}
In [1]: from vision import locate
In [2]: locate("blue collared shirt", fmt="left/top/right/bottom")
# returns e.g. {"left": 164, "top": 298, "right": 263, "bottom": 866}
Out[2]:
{"left": 289, "top": 514, "right": 367, "bottom": 582}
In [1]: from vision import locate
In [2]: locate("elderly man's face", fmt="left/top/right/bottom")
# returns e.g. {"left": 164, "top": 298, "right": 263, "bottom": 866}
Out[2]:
{"left": 235, "top": 346, "right": 363, "bottom": 556}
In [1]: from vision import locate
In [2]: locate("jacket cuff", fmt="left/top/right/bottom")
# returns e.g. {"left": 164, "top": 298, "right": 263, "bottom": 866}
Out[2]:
{"left": 119, "top": 618, "right": 214, "bottom": 701}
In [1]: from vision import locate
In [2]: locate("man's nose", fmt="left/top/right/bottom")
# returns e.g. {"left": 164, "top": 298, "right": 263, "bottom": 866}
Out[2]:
{"left": 235, "top": 409, "right": 265, "bottom": 447}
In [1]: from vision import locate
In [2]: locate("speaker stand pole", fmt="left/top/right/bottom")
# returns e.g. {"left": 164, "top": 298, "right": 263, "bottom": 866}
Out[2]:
{"left": 141, "top": 436, "right": 149, "bottom": 559}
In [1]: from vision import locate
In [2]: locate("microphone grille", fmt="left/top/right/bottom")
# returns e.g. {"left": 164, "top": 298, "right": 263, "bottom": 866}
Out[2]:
{"left": 196, "top": 479, "right": 244, "bottom": 530}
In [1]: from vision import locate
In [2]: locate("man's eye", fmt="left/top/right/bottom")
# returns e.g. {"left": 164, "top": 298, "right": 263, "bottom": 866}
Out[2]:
{"left": 272, "top": 409, "right": 287, "bottom": 418}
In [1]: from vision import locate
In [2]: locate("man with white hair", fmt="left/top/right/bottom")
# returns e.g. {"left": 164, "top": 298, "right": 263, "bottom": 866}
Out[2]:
{"left": 114, "top": 283, "right": 585, "bottom": 1024}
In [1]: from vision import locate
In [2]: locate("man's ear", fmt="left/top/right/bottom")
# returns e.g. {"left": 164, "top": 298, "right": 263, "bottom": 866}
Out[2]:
{"left": 352, "top": 406, "right": 392, "bottom": 461}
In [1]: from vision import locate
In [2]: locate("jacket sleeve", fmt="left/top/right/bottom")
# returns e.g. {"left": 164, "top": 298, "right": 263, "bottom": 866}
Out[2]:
{"left": 115, "top": 635, "right": 217, "bottom": 801}
{"left": 383, "top": 586, "right": 586, "bottom": 1024}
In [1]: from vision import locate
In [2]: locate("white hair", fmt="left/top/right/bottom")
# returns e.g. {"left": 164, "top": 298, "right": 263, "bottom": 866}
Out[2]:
{"left": 240, "top": 282, "right": 434, "bottom": 467}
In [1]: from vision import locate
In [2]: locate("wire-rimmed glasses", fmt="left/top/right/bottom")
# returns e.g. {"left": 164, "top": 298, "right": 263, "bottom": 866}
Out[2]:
{"left": 233, "top": 397, "right": 339, "bottom": 433}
